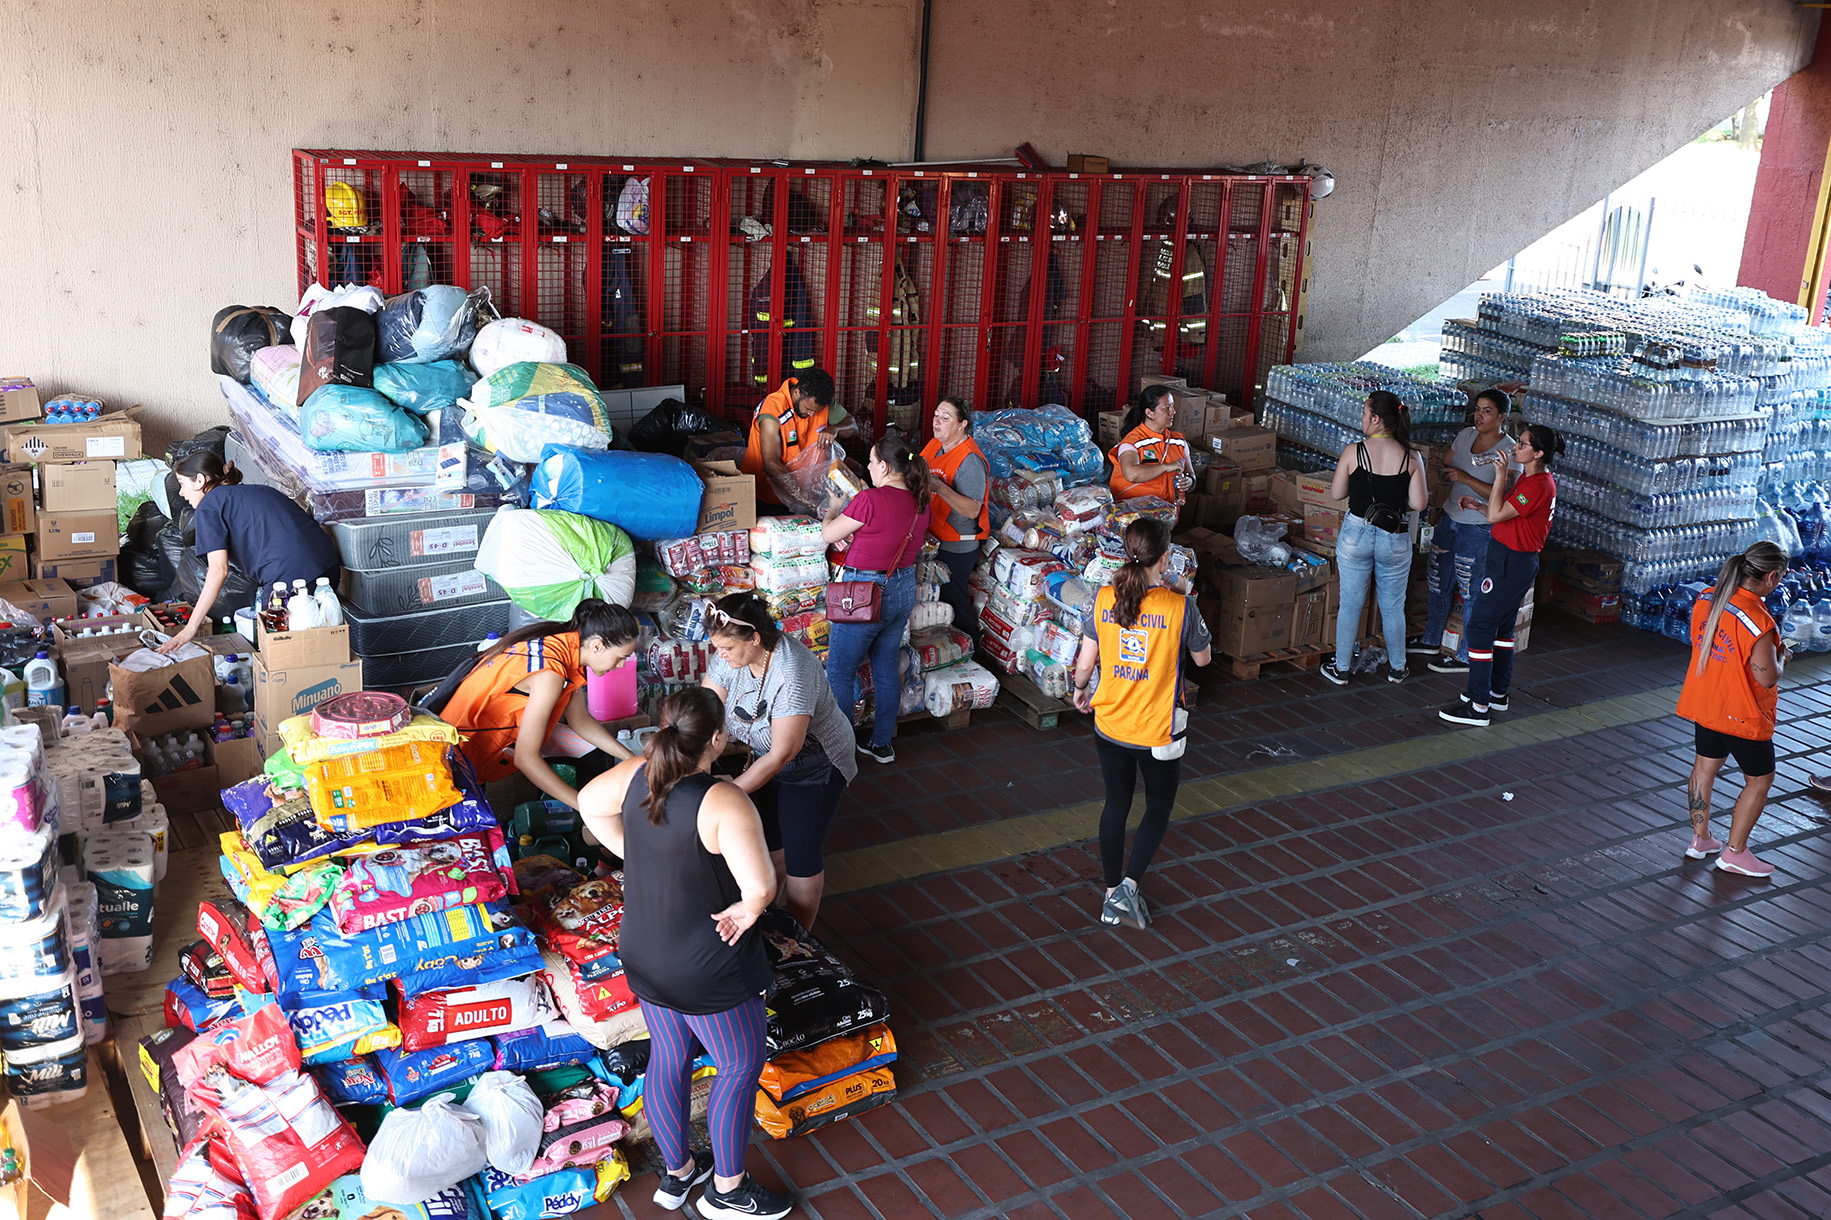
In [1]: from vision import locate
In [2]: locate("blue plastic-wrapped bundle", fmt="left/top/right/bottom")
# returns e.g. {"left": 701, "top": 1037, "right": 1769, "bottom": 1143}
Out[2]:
{"left": 976, "top": 405, "right": 1104, "bottom": 485}
{"left": 372, "top": 361, "right": 477, "bottom": 416}
{"left": 299, "top": 385, "right": 430, "bottom": 454}
{"left": 529, "top": 445, "right": 705, "bottom": 541}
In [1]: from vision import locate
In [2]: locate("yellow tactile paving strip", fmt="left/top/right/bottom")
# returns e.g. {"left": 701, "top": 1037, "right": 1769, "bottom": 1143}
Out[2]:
{"left": 823, "top": 653, "right": 1831, "bottom": 895}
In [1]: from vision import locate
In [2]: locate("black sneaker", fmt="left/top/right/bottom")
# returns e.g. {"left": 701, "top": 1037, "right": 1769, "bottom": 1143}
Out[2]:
{"left": 1405, "top": 636, "right": 1438, "bottom": 656}
{"left": 1319, "top": 661, "right": 1348, "bottom": 686}
{"left": 1458, "top": 691, "right": 1509, "bottom": 711}
{"left": 857, "top": 741, "right": 895, "bottom": 764}
{"left": 654, "top": 1148, "right": 715, "bottom": 1211}
{"left": 1438, "top": 701, "right": 1490, "bottom": 727}
{"left": 1427, "top": 655, "right": 1470, "bottom": 674}
{"left": 1387, "top": 667, "right": 1410, "bottom": 684}
{"left": 699, "top": 1176, "right": 796, "bottom": 1220}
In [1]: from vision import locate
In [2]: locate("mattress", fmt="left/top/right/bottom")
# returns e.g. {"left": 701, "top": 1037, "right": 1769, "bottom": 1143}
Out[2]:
{"left": 220, "top": 377, "right": 443, "bottom": 491}
{"left": 340, "top": 560, "right": 505, "bottom": 617}
{"left": 330, "top": 507, "right": 497, "bottom": 572}
{"left": 360, "top": 642, "right": 481, "bottom": 692}
{"left": 344, "top": 598, "right": 512, "bottom": 657}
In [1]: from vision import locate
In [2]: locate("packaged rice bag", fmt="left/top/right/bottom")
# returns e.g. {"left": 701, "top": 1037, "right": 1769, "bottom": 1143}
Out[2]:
{"left": 397, "top": 974, "right": 557, "bottom": 1052}
{"left": 1054, "top": 483, "right": 1113, "bottom": 532}
{"left": 307, "top": 743, "right": 462, "bottom": 834}
{"left": 748, "top": 515, "right": 824, "bottom": 558}
{"left": 751, "top": 554, "right": 826, "bottom": 593}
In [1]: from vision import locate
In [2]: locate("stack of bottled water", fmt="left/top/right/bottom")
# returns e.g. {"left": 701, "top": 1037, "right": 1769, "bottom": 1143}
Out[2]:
{"left": 1260, "top": 362, "right": 1468, "bottom": 453}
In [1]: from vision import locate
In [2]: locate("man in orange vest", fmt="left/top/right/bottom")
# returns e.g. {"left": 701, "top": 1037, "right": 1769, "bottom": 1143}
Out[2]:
{"left": 741, "top": 367, "right": 857, "bottom": 511}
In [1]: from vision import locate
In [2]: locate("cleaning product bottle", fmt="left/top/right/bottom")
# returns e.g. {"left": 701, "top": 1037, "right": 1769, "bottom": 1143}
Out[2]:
{"left": 220, "top": 674, "right": 247, "bottom": 715}
{"left": 59, "top": 706, "right": 94, "bottom": 737}
{"left": 312, "top": 577, "right": 344, "bottom": 627}
{"left": 287, "top": 580, "right": 320, "bottom": 631}
{"left": 24, "top": 652, "right": 61, "bottom": 709}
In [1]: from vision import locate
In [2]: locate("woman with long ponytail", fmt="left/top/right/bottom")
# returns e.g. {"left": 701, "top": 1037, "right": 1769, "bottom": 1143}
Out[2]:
{"left": 1675, "top": 541, "right": 1790, "bottom": 877}
{"left": 578, "top": 687, "right": 794, "bottom": 1219}
{"left": 1070, "top": 518, "right": 1212, "bottom": 929}
{"left": 442, "top": 598, "right": 641, "bottom": 809}
{"left": 1109, "top": 384, "right": 1194, "bottom": 505}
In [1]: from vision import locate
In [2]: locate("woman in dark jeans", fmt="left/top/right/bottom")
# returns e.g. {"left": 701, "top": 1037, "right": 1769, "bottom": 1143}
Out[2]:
{"left": 821, "top": 436, "right": 931, "bottom": 764}
{"left": 921, "top": 397, "right": 989, "bottom": 649}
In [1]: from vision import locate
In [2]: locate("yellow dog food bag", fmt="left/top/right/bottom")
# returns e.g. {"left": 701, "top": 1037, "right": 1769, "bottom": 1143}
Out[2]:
{"left": 307, "top": 742, "right": 462, "bottom": 834}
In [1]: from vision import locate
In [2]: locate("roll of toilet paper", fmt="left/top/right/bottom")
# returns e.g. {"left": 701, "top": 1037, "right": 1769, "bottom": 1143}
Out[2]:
{"left": 106, "top": 803, "right": 168, "bottom": 884}
{"left": 0, "top": 820, "right": 58, "bottom": 923}
{"left": 62, "top": 882, "right": 107, "bottom": 1044}
{"left": 0, "top": 884, "right": 69, "bottom": 987}
{"left": 85, "top": 834, "right": 154, "bottom": 976}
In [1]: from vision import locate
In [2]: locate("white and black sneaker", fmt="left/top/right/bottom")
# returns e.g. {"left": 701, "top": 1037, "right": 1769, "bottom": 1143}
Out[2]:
{"left": 699, "top": 1176, "right": 796, "bottom": 1220}
{"left": 1458, "top": 691, "right": 1509, "bottom": 712}
{"left": 1388, "top": 667, "right": 1410, "bottom": 685}
{"left": 857, "top": 741, "right": 895, "bottom": 764}
{"left": 1438, "top": 702, "right": 1490, "bottom": 727}
{"left": 1427, "top": 655, "right": 1470, "bottom": 674}
{"left": 654, "top": 1148, "right": 715, "bottom": 1211}
{"left": 1319, "top": 661, "right": 1348, "bottom": 686}
{"left": 1405, "top": 636, "right": 1438, "bottom": 656}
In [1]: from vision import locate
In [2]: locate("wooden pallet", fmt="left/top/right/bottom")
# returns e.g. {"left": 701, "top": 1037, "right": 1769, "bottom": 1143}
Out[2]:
{"left": 897, "top": 706, "right": 973, "bottom": 733}
{"left": 106, "top": 1015, "right": 181, "bottom": 1198}
{"left": 996, "top": 669, "right": 1077, "bottom": 730}
{"left": 1214, "top": 643, "right": 1332, "bottom": 681}
{"left": 3, "top": 1047, "right": 161, "bottom": 1220}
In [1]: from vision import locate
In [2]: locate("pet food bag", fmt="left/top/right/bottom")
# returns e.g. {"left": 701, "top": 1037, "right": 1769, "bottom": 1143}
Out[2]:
{"left": 475, "top": 507, "right": 638, "bottom": 621}
{"left": 162, "top": 976, "right": 240, "bottom": 1033}
{"left": 249, "top": 986, "right": 401, "bottom": 1065}
{"left": 757, "top": 1022, "right": 897, "bottom": 1106}
{"left": 479, "top": 1154, "right": 629, "bottom": 1220}
{"left": 492, "top": 1022, "right": 599, "bottom": 1073}
{"left": 278, "top": 712, "right": 460, "bottom": 765}
{"left": 397, "top": 974, "right": 557, "bottom": 1052}
{"left": 265, "top": 901, "right": 534, "bottom": 1002}
{"left": 373, "top": 1039, "right": 496, "bottom": 1105}
{"left": 757, "top": 909, "right": 890, "bottom": 1056}
{"left": 305, "top": 741, "right": 462, "bottom": 835}
{"left": 311, "top": 1058, "right": 389, "bottom": 1107}
{"left": 537, "top": 949, "right": 645, "bottom": 1048}
{"left": 329, "top": 831, "right": 511, "bottom": 934}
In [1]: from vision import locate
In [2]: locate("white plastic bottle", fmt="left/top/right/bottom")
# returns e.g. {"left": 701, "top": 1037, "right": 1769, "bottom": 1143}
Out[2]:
{"left": 288, "top": 580, "right": 320, "bottom": 631}
{"left": 24, "top": 652, "right": 62, "bottom": 709}
{"left": 220, "top": 675, "right": 247, "bottom": 715}
{"left": 312, "top": 577, "right": 344, "bottom": 627}
{"left": 59, "top": 706, "right": 94, "bottom": 737}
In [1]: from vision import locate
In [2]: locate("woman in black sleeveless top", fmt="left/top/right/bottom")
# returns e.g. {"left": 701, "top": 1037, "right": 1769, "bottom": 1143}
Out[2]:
{"left": 1322, "top": 390, "right": 1427, "bottom": 686}
{"left": 579, "top": 687, "right": 793, "bottom": 1220}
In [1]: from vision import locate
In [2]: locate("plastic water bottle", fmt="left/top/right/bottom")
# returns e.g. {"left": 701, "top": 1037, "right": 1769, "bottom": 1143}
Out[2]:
{"left": 24, "top": 652, "right": 61, "bottom": 708}
{"left": 1813, "top": 600, "right": 1831, "bottom": 653}
{"left": 1781, "top": 602, "right": 1815, "bottom": 652}
{"left": 287, "top": 580, "right": 320, "bottom": 631}
{"left": 312, "top": 577, "right": 344, "bottom": 627}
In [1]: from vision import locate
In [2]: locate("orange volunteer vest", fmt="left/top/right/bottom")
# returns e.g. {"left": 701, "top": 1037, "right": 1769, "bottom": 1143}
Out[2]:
{"left": 920, "top": 436, "right": 990, "bottom": 543}
{"left": 443, "top": 632, "right": 586, "bottom": 783}
{"left": 741, "top": 379, "right": 830, "bottom": 481}
{"left": 1108, "top": 424, "right": 1191, "bottom": 504}
{"left": 1675, "top": 586, "right": 1778, "bottom": 740}
{"left": 1091, "top": 584, "right": 1188, "bottom": 749}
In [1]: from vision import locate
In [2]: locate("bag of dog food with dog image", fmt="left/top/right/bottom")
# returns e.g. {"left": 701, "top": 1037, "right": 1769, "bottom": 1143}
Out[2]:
{"left": 517, "top": 873, "right": 623, "bottom": 966}
{"left": 491, "top": 1021, "right": 599, "bottom": 1073}
{"left": 265, "top": 901, "right": 534, "bottom": 1003}
{"left": 396, "top": 973, "right": 557, "bottom": 1052}
{"left": 310, "top": 1056, "right": 389, "bottom": 1107}
{"left": 753, "top": 1064, "right": 898, "bottom": 1140}
{"left": 241, "top": 985, "right": 401, "bottom": 1066}
{"left": 756, "top": 908, "right": 890, "bottom": 1056}
{"left": 372, "top": 1039, "right": 496, "bottom": 1106}
{"left": 328, "top": 830, "right": 511, "bottom": 934}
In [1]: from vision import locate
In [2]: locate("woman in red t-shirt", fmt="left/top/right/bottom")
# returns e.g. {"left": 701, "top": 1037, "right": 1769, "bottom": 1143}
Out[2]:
{"left": 1439, "top": 424, "right": 1563, "bottom": 728}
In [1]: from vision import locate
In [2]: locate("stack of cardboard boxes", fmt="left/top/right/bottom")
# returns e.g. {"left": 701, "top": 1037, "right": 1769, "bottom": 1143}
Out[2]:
{"left": 1178, "top": 527, "right": 1368, "bottom": 661}
{"left": 1544, "top": 549, "right": 1622, "bottom": 626}
{"left": 249, "top": 619, "right": 363, "bottom": 761}
{"left": 0, "top": 381, "right": 141, "bottom": 588}
{"left": 1097, "top": 377, "right": 1278, "bottom": 534}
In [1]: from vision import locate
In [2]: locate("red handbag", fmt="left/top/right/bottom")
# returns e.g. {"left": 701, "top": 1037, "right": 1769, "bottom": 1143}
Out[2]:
{"left": 824, "top": 510, "right": 918, "bottom": 624}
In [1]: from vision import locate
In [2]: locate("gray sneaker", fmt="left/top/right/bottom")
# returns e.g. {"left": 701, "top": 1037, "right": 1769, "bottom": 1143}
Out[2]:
{"left": 1101, "top": 878, "right": 1148, "bottom": 929}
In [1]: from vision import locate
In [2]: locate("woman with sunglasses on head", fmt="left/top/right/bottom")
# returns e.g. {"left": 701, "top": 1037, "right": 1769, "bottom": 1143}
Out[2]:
{"left": 1438, "top": 423, "right": 1564, "bottom": 728}
{"left": 821, "top": 436, "right": 931, "bottom": 764}
{"left": 704, "top": 593, "right": 858, "bottom": 930}
{"left": 577, "top": 686, "right": 794, "bottom": 1220}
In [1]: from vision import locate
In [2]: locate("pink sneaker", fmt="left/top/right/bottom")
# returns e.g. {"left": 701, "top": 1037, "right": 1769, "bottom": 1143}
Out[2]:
{"left": 1685, "top": 833, "right": 1725, "bottom": 860}
{"left": 1716, "top": 847, "right": 1776, "bottom": 878}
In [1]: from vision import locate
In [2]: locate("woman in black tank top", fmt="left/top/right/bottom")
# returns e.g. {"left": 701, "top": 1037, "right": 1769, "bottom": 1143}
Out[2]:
{"left": 579, "top": 687, "right": 794, "bottom": 1220}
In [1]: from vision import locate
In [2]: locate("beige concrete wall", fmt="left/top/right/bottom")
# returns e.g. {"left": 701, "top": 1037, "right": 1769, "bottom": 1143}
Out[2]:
{"left": 0, "top": 0, "right": 921, "bottom": 448}
{"left": 923, "top": 0, "right": 1818, "bottom": 364}
{"left": 0, "top": 0, "right": 1815, "bottom": 448}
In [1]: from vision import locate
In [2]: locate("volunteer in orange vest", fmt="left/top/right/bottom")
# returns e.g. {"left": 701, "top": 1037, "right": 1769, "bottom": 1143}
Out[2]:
{"left": 740, "top": 367, "right": 857, "bottom": 512}
{"left": 442, "top": 599, "right": 640, "bottom": 810}
{"left": 1675, "top": 541, "right": 1789, "bottom": 878}
{"left": 1071, "top": 517, "right": 1212, "bottom": 929}
{"left": 1108, "top": 384, "right": 1193, "bottom": 505}
{"left": 920, "top": 396, "right": 990, "bottom": 648}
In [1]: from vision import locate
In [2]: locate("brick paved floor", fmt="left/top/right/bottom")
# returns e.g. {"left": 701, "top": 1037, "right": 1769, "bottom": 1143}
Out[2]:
{"left": 609, "top": 620, "right": 1831, "bottom": 1220}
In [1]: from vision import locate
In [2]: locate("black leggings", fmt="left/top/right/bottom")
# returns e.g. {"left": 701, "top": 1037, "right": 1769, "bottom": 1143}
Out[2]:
{"left": 1094, "top": 734, "right": 1181, "bottom": 889}
{"left": 936, "top": 546, "right": 980, "bottom": 648}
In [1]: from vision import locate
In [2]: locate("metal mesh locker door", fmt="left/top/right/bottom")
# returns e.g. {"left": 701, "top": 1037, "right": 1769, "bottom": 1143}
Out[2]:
{"left": 533, "top": 169, "right": 595, "bottom": 380}
{"left": 395, "top": 165, "right": 457, "bottom": 297}
{"left": 600, "top": 166, "right": 652, "bottom": 391}
{"left": 1085, "top": 179, "right": 1143, "bottom": 415}
{"left": 657, "top": 167, "right": 719, "bottom": 411}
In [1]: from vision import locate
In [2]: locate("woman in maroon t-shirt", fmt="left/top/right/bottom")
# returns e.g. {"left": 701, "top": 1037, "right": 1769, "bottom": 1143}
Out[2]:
{"left": 820, "top": 437, "right": 931, "bottom": 764}
{"left": 1439, "top": 423, "right": 1563, "bottom": 728}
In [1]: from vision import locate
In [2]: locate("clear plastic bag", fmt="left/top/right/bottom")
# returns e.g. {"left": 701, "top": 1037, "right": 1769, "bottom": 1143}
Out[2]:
{"left": 362, "top": 1093, "right": 489, "bottom": 1204}
{"left": 776, "top": 440, "right": 847, "bottom": 515}
{"left": 465, "top": 1070, "right": 545, "bottom": 1177}
{"left": 1233, "top": 516, "right": 1293, "bottom": 566}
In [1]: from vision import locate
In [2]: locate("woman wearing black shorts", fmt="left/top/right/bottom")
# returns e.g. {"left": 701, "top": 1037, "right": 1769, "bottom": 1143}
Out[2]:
{"left": 1675, "top": 542, "right": 1789, "bottom": 877}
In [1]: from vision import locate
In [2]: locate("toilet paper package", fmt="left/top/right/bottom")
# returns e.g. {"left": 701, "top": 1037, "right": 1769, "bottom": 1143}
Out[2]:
{"left": 0, "top": 1030, "right": 88, "bottom": 1108}
{"left": 0, "top": 748, "right": 48, "bottom": 835}
{"left": 85, "top": 832, "right": 154, "bottom": 975}
{"left": 0, "top": 885, "right": 69, "bottom": 987}
{"left": 63, "top": 882, "right": 107, "bottom": 1043}
{"left": 0, "top": 965, "right": 80, "bottom": 1052}
{"left": 107, "top": 802, "right": 168, "bottom": 883}
{"left": 0, "top": 818, "right": 58, "bottom": 922}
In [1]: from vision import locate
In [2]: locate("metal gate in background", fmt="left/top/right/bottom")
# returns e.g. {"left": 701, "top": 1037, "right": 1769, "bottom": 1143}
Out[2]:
{"left": 295, "top": 150, "right": 1311, "bottom": 438}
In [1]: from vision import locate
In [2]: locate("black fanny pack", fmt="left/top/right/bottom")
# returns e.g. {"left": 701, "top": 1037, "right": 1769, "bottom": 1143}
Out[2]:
{"left": 1359, "top": 502, "right": 1407, "bottom": 534}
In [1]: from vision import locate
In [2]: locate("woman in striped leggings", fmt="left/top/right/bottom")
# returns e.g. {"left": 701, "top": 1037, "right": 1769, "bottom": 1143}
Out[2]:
{"left": 580, "top": 686, "right": 794, "bottom": 1220}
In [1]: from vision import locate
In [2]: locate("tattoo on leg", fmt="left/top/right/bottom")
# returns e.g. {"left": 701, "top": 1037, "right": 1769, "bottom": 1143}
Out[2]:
{"left": 1688, "top": 781, "right": 1707, "bottom": 836}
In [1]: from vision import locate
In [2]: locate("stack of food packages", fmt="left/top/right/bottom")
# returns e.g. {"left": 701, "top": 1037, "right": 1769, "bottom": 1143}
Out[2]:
{"left": 150, "top": 688, "right": 898, "bottom": 1220}
{"left": 636, "top": 516, "right": 992, "bottom": 724}
{"left": 973, "top": 483, "right": 1187, "bottom": 697}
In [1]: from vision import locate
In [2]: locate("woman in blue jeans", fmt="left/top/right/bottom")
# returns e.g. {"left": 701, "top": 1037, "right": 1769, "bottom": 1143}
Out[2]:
{"left": 821, "top": 437, "right": 931, "bottom": 764}
{"left": 1413, "top": 388, "right": 1522, "bottom": 673}
{"left": 1321, "top": 391, "right": 1428, "bottom": 686}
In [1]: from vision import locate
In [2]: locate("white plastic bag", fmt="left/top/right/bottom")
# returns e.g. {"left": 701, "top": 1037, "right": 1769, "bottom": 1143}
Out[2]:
{"left": 464, "top": 1071, "right": 544, "bottom": 1176}
{"left": 616, "top": 177, "right": 651, "bottom": 234}
{"left": 469, "top": 318, "right": 569, "bottom": 378}
{"left": 361, "top": 1093, "right": 488, "bottom": 1204}
{"left": 463, "top": 400, "right": 610, "bottom": 463}
{"left": 292, "top": 283, "right": 384, "bottom": 348}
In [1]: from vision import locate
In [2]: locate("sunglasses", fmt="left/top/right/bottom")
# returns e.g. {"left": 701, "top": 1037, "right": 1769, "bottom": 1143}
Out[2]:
{"left": 733, "top": 697, "right": 769, "bottom": 725}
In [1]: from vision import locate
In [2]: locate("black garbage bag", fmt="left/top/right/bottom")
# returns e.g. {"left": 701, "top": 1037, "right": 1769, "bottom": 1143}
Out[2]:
{"left": 173, "top": 549, "right": 259, "bottom": 623}
{"left": 209, "top": 307, "right": 291, "bottom": 383}
{"left": 121, "top": 502, "right": 176, "bottom": 599}
{"left": 627, "top": 398, "right": 719, "bottom": 457}
{"left": 163, "top": 427, "right": 231, "bottom": 533}
{"left": 296, "top": 307, "right": 377, "bottom": 406}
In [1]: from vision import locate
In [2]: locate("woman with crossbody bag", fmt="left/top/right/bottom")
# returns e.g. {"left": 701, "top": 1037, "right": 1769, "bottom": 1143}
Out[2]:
{"left": 820, "top": 437, "right": 932, "bottom": 764}
{"left": 1322, "top": 390, "right": 1428, "bottom": 687}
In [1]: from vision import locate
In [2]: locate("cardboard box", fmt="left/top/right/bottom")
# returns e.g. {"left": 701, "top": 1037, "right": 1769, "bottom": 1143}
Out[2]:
{"left": 1559, "top": 549, "right": 1624, "bottom": 595}
{"left": 0, "top": 578, "right": 78, "bottom": 622}
{"left": 1, "top": 1096, "right": 77, "bottom": 1220}
{"left": 4, "top": 411, "right": 141, "bottom": 464}
{"left": 32, "top": 555, "right": 117, "bottom": 586}
{"left": 1550, "top": 580, "right": 1621, "bottom": 623}
{"left": 1097, "top": 410, "right": 1125, "bottom": 451}
{"left": 1066, "top": 153, "right": 1110, "bottom": 175}
{"left": 0, "top": 379, "right": 44, "bottom": 425}
{"left": 147, "top": 734, "right": 221, "bottom": 815}
{"left": 214, "top": 735, "right": 264, "bottom": 788}
{"left": 251, "top": 655, "right": 365, "bottom": 726}
{"left": 1289, "top": 587, "right": 1331, "bottom": 649}
{"left": 40, "top": 461, "right": 117, "bottom": 512}
{"left": 1209, "top": 426, "right": 1276, "bottom": 471}
{"left": 693, "top": 459, "right": 756, "bottom": 532}
{"left": 0, "top": 534, "right": 26, "bottom": 583}
{"left": 1173, "top": 391, "right": 1209, "bottom": 440}
{"left": 0, "top": 467, "right": 33, "bottom": 535}
{"left": 57, "top": 620, "right": 143, "bottom": 712}
{"left": 35, "top": 511, "right": 119, "bottom": 561}
{"left": 257, "top": 621, "right": 350, "bottom": 670}
{"left": 1214, "top": 602, "right": 1293, "bottom": 658}
{"left": 110, "top": 650, "right": 216, "bottom": 735}
{"left": 1203, "top": 460, "right": 1241, "bottom": 499}
{"left": 1199, "top": 405, "right": 1234, "bottom": 440}
{"left": 1212, "top": 565, "right": 1297, "bottom": 613}
{"left": 1303, "top": 504, "right": 1344, "bottom": 548}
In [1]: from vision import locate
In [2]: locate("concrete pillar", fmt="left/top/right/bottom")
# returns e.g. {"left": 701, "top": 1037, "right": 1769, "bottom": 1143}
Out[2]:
{"left": 1740, "top": 19, "right": 1831, "bottom": 315}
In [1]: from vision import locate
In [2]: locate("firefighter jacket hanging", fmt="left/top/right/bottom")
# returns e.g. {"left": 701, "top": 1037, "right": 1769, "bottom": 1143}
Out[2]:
{"left": 601, "top": 247, "right": 645, "bottom": 389}
{"left": 864, "top": 259, "right": 921, "bottom": 396}
{"left": 750, "top": 251, "right": 818, "bottom": 387}
{"left": 1141, "top": 240, "right": 1209, "bottom": 358}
